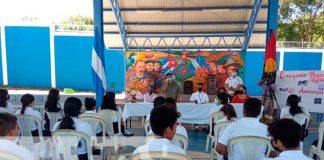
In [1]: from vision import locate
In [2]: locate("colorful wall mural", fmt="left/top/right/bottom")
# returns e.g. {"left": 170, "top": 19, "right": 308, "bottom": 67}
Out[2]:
{"left": 125, "top": 51, "right": 245, "bottom": 98}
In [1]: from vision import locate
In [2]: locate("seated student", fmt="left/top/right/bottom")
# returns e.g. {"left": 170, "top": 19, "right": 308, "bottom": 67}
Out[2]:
{"left": 0, "top": 113, "right": 34, "bottom": 160}
{"left": 280, "top": 94, "right": 311, "bottom": 119}
{"left": 100, "top": 91, "right": 134, "bottom": 136}
{"left": 53, "top": 97, "right": 95, "bottom": 160}
{"left": 210, "top": 92, "right": 229, "bottom": 115}
{"left": 145, "top": 96, "right": 167, "bottom": 123}
{"left": 231, "top": 85, "right": 250, "bottom": 103}
{"left": 84, "top": 97, "right": 103, "bottom": 135}
{"left": 216, "top": 98, "right": 269, "bottom": 160}
{"left": 143, "top": 86, "right": 157, "bottom": 103}
{"left": 210, "top": 104, "right": 237, "bottom": 136}
{"left": 133, "top": 104, "right": 186, "bottom": 155}
{"left": 190, "top": 83, "right": 209, "bottom": 104}
{"left": 0, "top": 89, "right": 14, "bottom": 113}
{"left": 265, "top": 119, "right": 312, "bottom": 160}
{"left": 44, "top": 88, "right": 63, "bottom": 131}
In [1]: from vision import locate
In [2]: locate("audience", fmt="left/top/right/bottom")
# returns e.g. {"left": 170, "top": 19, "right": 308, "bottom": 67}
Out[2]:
{"left": 190, "top": 83, "right": 209, "bottom": 104}
{"left": 133, "top": 104, "right": 185, "bottom": 155}
{"left": 84, "top": 97, "right": 103, "bottom": 135}
{"left": 265, "top": 119, "right": 311, "bottom": 160}
{"left": 280, "top": 94, "right": 310, "bottom": 119}
{"left": 216, "top": 98, "right": 269, "bottom": 159}
{"left": 143, "top": 86, "right": 157, "bottom": 103}
{"left": 231, "top": 85, "right": 250, "bottom": 103}
{"left": 0, "top": 89, "right": 14, "bottom": 113}
{"left": 100, "top": 91, "right": 134, "bottom": 136}
{"left": 210, "top": 92, "right": 229, "bottom": 115}
{"left": 0, "top": 113, "right": 34, "bottom": 160}
{"left": 219, "top": 104, "right": 237, "bottom": 123}
{"left": 53, "top": 97, "right": 94, "bottom": 160}
{"left": 145, "top": 96, "right": 167, "bottom": 123}
{"left": 44, "top": 88, "right": 63, "bottom": 131}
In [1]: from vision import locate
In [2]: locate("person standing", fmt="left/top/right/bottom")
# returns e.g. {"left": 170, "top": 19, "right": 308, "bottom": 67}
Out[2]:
{"left": 257, "top": 76, "right": 276, "bottom": 116}
{"left": 161, "top": 73, "right": 180, "bottom": 101}
{"left": 225, "top": 69, "right": 243, "bottom": 100}
{"left": 190, "top": 83, "right": 209, "bottom": 104}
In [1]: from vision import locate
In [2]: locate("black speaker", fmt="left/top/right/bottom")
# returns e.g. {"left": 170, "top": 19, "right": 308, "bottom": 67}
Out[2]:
{"left": 183, "top": 81, "right": 193, "bottom": 95}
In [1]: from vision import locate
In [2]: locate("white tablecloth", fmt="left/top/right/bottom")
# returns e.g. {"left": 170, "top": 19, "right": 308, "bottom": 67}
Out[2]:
{"left": 122, "top": 102, "right": 246, "bottom": 124}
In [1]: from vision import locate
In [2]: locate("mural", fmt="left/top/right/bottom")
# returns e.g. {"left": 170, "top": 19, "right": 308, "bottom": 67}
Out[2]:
{"left": 125, "top": 51, "right": 245, "bottom": 99}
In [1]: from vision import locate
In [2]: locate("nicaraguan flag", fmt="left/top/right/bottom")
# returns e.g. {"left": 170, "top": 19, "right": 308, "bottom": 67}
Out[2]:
{"left": 92, "top": 28, "right": 106, "bottom": 108}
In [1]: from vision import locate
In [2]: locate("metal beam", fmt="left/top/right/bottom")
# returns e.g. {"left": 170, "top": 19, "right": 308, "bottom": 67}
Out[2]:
{"left": 104, "top": 31, "right": 267, "bottom": 35}
{"left": 243, "top": 0, "right": 263, "bottom": 51}
{"left": 103, "top": 21, "right": 267, "bottom": 26}
{"left": 266, "top": 0, "right": 279, "bottom": 43}
{"left": 103, "top": 5, "right": 269, "bottom": 12}
{"left": 107, "top": 0, "right": 128, "bottom": 50}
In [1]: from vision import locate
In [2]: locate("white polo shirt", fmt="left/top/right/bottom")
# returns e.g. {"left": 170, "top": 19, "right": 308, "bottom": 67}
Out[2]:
{"left": 190, "top": 91, "right": 209, "bottom": 104}
{"left": 53, "top": 117, "right": 95, "bottom": 155}
{"left": 83, "top": 111, "right": 103, "bottom": 134}
{"left": 133, "top": 138, "right": 186, "bottom": 155}
{"left": 225, "top": 76, "right": 243, "bottom": 95}
{"left": 0, "top": 139, "right": 34, "bottom": 160}
{"left": 264, "top": 150, "right": 312, "bottom": 160}
{"left": 15, "top": 107, "right": 42, "bottom": 131}
{"left": 218, "top": 117, "right": 269, "bottom": 160}
{"left": 279, "top": 107, "right": 310, "bottom": 119}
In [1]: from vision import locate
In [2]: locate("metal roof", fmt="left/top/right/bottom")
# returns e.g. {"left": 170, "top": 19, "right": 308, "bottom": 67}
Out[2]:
{"left": 102, "top": 0, "right": 283, "bottom": 50}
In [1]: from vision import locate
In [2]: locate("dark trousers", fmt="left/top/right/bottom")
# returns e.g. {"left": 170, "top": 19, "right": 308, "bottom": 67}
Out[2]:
{"left": 31, "top": 129, "right": 51, "bottom": 143}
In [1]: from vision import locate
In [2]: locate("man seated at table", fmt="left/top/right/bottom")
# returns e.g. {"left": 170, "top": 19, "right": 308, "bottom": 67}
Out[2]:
{"left": 190, "top": 83, "right": 209, "bottom": 104}
{"left": 133, "top": 104, "right": 186, "bottom": 155}
{"left": 0, "top": 113, "right": 34, "bottom": 160}
{"left": 216, "top": 98, "right": 269, "bottom": 159}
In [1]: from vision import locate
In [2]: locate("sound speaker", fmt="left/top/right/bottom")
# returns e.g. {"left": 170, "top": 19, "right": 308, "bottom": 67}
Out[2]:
{"left": 183, "top": 81, "right": 193, "bottom": 95}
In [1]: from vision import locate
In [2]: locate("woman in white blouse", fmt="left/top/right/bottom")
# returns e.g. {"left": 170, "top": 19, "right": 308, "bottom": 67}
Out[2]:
{"left": 0, "top": 89, "right": 14, "bottom": 113}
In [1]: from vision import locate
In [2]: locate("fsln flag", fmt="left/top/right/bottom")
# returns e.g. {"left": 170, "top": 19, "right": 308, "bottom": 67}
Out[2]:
{"left": 263, "top": 30, "right": 277, "bottom": 83}
{"left": 92, "top": 28, "right": 106, "bottom": 108}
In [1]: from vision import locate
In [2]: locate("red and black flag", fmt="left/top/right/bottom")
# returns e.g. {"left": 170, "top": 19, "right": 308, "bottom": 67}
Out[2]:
{"left": 263, "top": 30, "right": 277, "bottom": 83}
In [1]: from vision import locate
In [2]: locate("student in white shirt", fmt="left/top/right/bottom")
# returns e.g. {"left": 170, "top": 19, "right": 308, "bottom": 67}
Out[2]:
{"left": 84, "top": 97, "right": 103, "bottom": 135}
{"left": 190, "top": 83, "right": 209, "bottom": 104}
{"left": 225, "top": 68, "right": 243, "bottom": 99}
{"left": 133, "top": 103, "right": 186, "bottom": 155}
{"left": 53, "top": 97, "right": 95, "bottom": 160}
{"left": 265, "top": 119, "right": 312, "bottom": 160}
{"left": 216, "top": 98, "right": 269, "bottom": 160}
{"left": 145, "top": 96, "right": 167, "bottom": 123}
{"left": 280, "top": 94, "right": 311, "bottom": 119}
{"left": 210, "top": 92, "right": 229, "bottom": 116}
{"left": 0, "top": 113, "right": 34, "bottom": 160}
{"left": 0, "top": 89, "right": 15, "bottom": 113}
{"left": 44, "top": 88, "right": 63, "bottom": 131}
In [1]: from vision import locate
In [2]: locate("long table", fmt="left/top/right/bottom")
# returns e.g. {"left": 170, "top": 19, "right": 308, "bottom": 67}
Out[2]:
{"left": 122, "top": 102, "right": 246, "bottom": 125}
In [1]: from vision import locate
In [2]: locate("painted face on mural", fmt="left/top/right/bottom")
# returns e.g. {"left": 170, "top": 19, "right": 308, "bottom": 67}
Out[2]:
{"left": 154, "top": 62, "right": 161, "bottom": 72}
{"left": 146, "top": 62, "right": 154, "bottom": 72}
{"left": 216, "top": 64, "right": 226, "bottom": 74}
{"left": 135, "top": 61, "right": 146, "bottom": 77}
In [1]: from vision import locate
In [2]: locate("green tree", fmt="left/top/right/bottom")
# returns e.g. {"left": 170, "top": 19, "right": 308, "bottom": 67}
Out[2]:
{"left": 59, "top": 15, "right": 94, "bottom": 31}
{"left": 278, "top": 0, "right": 324, "bottom": 42}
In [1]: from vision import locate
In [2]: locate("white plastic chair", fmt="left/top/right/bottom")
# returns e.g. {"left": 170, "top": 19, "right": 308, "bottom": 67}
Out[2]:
{"left": 146, "top": 133, "right": 189, "bottom": 151}
{"left": 284, "top": 113, "right": 310, "bottom": 150}
{"left": 144, "top": 121, "right": 150, "bottom": 135}
{"left": 52, "top": 129, "right": 93, "bottom": 160}
{"left": 228, "top": 136, "right": 271, "bottom": 160}
{"left": 211, "top": 121, "right": 231, "bottom": 160}
{"left": 98, "top": 109, "right": 122, "bottom": 152}
{"left": 206, "top": 112, "right": 224, "bottom": 152}
{"left": 0, "top": 151, "right": 23, "bottom": 160}
{"left": 309, "top": 121, "right": 324, "bottom": 159}
{"left": 45, "top": 111, "right": 63, "bottom": 131}
{"left": 79, "top": 113, "right": 107, "bottom": 150}
{"left": 131, "top": 151, "right": 191, "bottom": 160}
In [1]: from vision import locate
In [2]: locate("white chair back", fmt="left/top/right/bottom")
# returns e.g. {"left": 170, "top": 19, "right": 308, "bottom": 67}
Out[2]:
{"left": 206, "top": 112, "right": 224, "bottom": 152}
{"left": 79, "top": 113, "right": 107, "bottom": 147}
{"left": 131, "top": 151, "right": 191, "bottom": 160}
{"left": 212, "top": 121, "right": 231, "bottom": 160}
{"left": 309, "top": 121, "right": 324, "bottom": 159}
{"left": 146, "top": 133, "right": 188, "bottom": 151}
{"left": 0, "top": 151, "right": 23, "bottom": 160}
{"left": 98, "top": 109, "right": 122, "bottom": 135}
{"left": 45, "top": 111, "right": 62, "bottom": 131}
{"left": 284, "top": 113, "right": 310, "bottom": 127}
{"left": 144, "top": 121, "right": 150, "bottom": 135}
{"left": 52, "top": 129, "right": 93, "bottom": 160}
{"left": 16, "top": 114, "right": 43, "bottom": 141}
{"left": 228, "top": 136, "right": 271, "bottom": 160}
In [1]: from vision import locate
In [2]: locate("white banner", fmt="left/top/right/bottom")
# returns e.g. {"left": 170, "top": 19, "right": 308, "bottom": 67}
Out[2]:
{"left": 275, "top": 71, "right": 324, "bottom": 113}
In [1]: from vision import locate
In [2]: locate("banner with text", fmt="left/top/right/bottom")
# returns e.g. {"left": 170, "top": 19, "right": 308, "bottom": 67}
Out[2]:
{"left": 275, "top": 71, "right": 324, "bottom": 113}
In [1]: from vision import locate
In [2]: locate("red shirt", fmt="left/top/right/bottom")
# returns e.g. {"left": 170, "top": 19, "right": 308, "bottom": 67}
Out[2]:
{"left": 231, "top": 94, "right": 250, "bottom": 103}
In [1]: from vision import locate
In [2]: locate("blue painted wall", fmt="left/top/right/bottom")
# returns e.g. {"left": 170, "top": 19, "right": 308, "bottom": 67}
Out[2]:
{"left": 105, "top": 49, "right": 125, "bottom": 93}
{"left": 284, "top": 52, "right": 322, "bottom": 71}
{"left": 55, "top": 35, "right": 94, "bottom": 91}
{"left": 5, "top": 26, "right": 51, "bottom": 88}
{"left": 0, "top": 27, "right": 3, "bottom": 85}
{"left": 244, "top": 51, "right": 280, "bottom": 96}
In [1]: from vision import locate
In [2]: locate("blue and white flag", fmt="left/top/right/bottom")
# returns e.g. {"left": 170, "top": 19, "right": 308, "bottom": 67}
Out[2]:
{"left": 92, "top": 28, "right": 106, "bottom": 108}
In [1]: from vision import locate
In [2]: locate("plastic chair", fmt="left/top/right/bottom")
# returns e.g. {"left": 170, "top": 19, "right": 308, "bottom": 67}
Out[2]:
{"left": 0, "top": 150, "right": 23, "bottom": 160}
{"left": 144, "top": 121, "right": 151, "bottom": 135}
{"left": 52, "top": 129, "right": 93, "bottom": 160}
{"left": 79, "top": 113, "right": 107, "bottom": 149}
{"left": 206, "top": 112, "right": 224, "bottom": 152}
{"left": 146, "top": 133, "right": 189, "bottom": 151}
{"left": 228, "top": 136, "right": 271, "bottom": 160}
{"left": 45, "top": 111, "right": 63, "bottom": 131}
{"left": 211, "top": 121, "right": 231, "bottom": 160}
{"left": 98, "top": 109, "right": 122, "bottom": 152}
{"left": 309, "top": 121, "right": 324, "bottom": 159}
{"left": 131, "top": 151, "right": 191, "bottom": 160}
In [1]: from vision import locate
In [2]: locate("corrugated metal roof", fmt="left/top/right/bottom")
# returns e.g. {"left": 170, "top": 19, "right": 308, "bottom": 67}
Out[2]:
{"left": 102, "top": 0, "right": 283, "bottom": 50}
